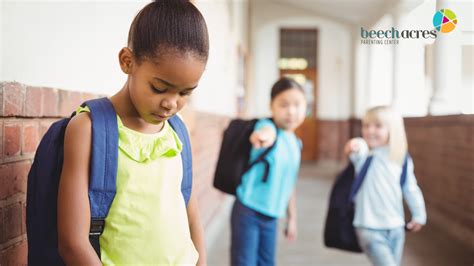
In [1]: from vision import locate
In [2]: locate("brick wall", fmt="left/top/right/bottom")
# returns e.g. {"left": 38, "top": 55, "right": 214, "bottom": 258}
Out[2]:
{"left": 317, "top": 119, "right": 351, "bottom": 160}
{"left": 0, "top": 82, "right": 98, "bottom": 265}
{"left": 405, "top": 115, "right": 474, "bottom": 250}
{"left": 186, "top": 111, "right": 230, "bottom": 227}
{"left": 0, "top": 82, "right": 230, "bottom": 265}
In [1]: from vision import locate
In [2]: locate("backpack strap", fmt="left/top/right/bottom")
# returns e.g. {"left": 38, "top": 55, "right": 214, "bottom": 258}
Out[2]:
{"left": 168, "top": 115, "right": 193, "bottom": 207}
{"left": 83, "top": 97, "right": 119, "bottom": 256}
{"left": 400, "top": 153, "right": 410, "bottom": 187}
{"left": 243, "top": 119, "right": 279, "bottom": 182}
{"left": 244, "top": 144, "right": 275, "bottom": 183}
{"left": 85, "top": 97, "right": 119, "bottom": 218}
{"left": 349, "top": 153, "right": 411, "bottom": 202}
{"left": 349, "top": 156, "right": 373, "bottom": 202}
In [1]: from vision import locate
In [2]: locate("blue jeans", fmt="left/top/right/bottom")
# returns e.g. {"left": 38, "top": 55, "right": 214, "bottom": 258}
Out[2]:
{"left": 231, "top": 200, "right": 278, "bottom": 266}
{"left": 355, "top": 227, "right": 405, "bottom": 266}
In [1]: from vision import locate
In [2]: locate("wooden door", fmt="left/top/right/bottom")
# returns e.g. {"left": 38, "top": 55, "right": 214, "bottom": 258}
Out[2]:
{"left": 279, "top": 29, "right": 318, "bottom": 161}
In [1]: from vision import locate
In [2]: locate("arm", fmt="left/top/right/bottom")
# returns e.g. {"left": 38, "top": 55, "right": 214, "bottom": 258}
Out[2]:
{"left": 344, "top": 137, "right": 369, "bottom": 169}
{"left": 284, "top": 189, "right": 297, "bottom": 242}
{"left": 403, "top": 158, "right": 427, "bottom": 232}
{"left": 249, "top": 125, "right": 277, "bottom": 149}
{"left": 187, "top": 191, "right": 207, "bottom": 266}
{"left": 57, "top": 113, "right": 102, "bottom": 265}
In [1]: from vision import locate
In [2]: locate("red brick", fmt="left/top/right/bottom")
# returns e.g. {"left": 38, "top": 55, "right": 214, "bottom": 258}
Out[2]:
{"left": 1, "top": 240, "right": 28, "bottom": 266}
{"left": 25, "top": 87, "right": 43, "bottom": 117}
{"left": 0, "top": 120, "right": 3, "bottom": 161}
{"left": 4, "top": 202, "right": 22, "bottom": 241}
{"left": 4, "top": 122, "right": 21, "bottom": 157}
{"left": 0, "top": 161, "right": 31, "bottom": 200}
{"left": 404, "top": 114, "right": 474, "bottom": 249}
{"left": 59, "top": 90, "right": 82, "bottom": 117}
{"left": 3, "top": 82, "right": 25, "bottom": 117}
{"left": 82, "top": 93, "right": 97, "bottom": 102}
{"left": 42, "top": 88, "right": 58, "bottom": 117}
{"left": 317, "top": 120, "right": 348, "bottom": 160}
{"left": 22, "top": 122, "right": 39, "bottom": 154}
{"left": 21, "top": 202, "right": 26, "bottom": 235}
{"left": 0, "top": 206, "right": 4, "bottom": 244}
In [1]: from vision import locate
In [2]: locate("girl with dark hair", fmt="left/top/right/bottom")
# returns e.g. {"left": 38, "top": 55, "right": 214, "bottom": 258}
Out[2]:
{"left": 231, "top": 77, "right": 307, "bottom": 266}
{"left": 57, "top": 0, "right": 209, "bottom": 265}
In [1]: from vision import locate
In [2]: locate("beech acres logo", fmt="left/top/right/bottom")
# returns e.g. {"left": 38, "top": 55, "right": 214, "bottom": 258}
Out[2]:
{"left": 433, "top": 9, "right": 457, "bottom": 33}
{"left": 360, "top": 9, "right": 457, "bottom": 45}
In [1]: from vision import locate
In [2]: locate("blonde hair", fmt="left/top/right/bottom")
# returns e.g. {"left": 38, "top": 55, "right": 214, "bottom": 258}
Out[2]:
{"left": 363, "top": 106, "right": 407, "bottom": 165}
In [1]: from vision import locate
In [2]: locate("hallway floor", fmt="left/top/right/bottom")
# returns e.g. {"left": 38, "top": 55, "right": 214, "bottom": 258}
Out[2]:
{"left": 207, "top": 162, "right": 474, "bottom": 266}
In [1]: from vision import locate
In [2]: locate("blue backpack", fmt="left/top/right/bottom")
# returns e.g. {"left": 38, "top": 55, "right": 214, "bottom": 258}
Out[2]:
{"left": 26, "top": 97, "right": 193, "bottom": 265}
{"left": 323, "top": 155, "right": 409, "bottom": 252}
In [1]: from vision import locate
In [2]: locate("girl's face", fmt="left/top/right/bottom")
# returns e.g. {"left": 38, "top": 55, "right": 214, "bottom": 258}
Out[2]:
{"left": 270, "top": 87, "right": 306, "bottom": 131}
{"left": 124, "top": 49, "right": 206, "bottom": 125}
{"left": 362, "top": 119, "right": 389, "bottom": 149}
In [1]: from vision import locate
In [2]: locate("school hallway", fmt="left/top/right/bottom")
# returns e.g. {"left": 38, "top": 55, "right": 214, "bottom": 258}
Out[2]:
{"left": 1, "top": 1, "right": 474, "bottom": 264}
{"left": 207, "top": 162, "right": 474, "bottom": 266}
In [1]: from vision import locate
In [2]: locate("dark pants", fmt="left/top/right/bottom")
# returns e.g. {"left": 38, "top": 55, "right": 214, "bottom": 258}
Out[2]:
{"left": 230, "top": 200, "right": 278, "bottom": 266}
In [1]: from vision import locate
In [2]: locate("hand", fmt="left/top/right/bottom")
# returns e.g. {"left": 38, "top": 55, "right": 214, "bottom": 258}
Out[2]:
{"left": 284, "top": 218, "right": 297, "bottom": 242}
{"left": 344, "top": 138, "right": 365, "bottom": 156}
{"left": 406, "top": 221, "right": 424, "bottom": 232}
{"left": 249, "top": 127, "right": 276, "bottom": 149}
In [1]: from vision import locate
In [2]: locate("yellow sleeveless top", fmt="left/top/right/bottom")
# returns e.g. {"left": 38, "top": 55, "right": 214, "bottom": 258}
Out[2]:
{"left": 77, "top": 106, "right": 198, "bottom": 265}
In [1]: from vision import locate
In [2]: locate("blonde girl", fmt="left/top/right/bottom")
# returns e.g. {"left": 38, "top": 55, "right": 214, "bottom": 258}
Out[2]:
{"left": 344, "top": 106, "right": 427, "bottom": 266}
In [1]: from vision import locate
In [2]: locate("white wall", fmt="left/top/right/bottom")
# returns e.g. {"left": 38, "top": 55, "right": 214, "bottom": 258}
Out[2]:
{"left": 367, "top": 15, "right": 394, "bottom": 108}
{"left": 193, "top": 0, "right": 249, "bottom": 116}
{"left": 461, "top": 45, "right": 474, "bottom": 114}
{"left": 398, "top": 0, "right": 473, "bottom": 115}
{"left": 249, "top": 1, "right": 352, "bottom": 120}
{"left": 2, "top": 1, "right": 147, "bottom": 94}
{"left": 456, "top": 1, "right": 474, "bottom": 114}
{"left": 354, "top": 36, "right": 370, "bottom": 118}
{"left": 353, "top": 2, "right": 436, "bottom": 118}
{"left": 0, "top": 0, "right": 3, "bottom": 81}
{"left": 1, "top": 0, "right": 248, "bottom": 116}
{"left": 353, "top": 0, "right": 473, "bottom": 117}
{"left": 396, "top": 2, "right": 435, "bottom": 116}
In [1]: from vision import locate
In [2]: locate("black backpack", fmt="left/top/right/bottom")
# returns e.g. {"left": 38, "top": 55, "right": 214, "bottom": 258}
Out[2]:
{"left": 213, "top": 118, "right": 277, "bottom": 195}
{"left": 323, "top": 155, "right": 409, "bottom": 252}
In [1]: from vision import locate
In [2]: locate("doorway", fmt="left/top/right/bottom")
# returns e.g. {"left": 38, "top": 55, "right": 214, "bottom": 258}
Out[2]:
{"left": 279, "top": 28, "right": 318, "bottom": 161}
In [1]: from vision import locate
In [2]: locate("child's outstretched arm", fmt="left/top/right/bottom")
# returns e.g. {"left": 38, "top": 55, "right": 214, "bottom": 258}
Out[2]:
{"left": 403, "top": 158, "right": 427, "bottom": 233}
{"left": 249, "top": 126, "right": 277, "bottom": 149}
{"left": 344, "top": 138, "right": 369, "bottom": 168}
{"left": 344, "top": 138, "right": 368, "bottom": 157}
{"left": 187, "top": 191, "right": 207, "bottom": 266}
{"left": 57, "top": 113, "right": 102, "bottom": 265}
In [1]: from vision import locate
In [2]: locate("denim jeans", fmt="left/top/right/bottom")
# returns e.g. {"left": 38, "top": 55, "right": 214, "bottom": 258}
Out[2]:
{"left": 230, "top": 200, "right": 278, "bottom": 266}
{"left": 355, "top": 227, "right": 405, "bottom": 266}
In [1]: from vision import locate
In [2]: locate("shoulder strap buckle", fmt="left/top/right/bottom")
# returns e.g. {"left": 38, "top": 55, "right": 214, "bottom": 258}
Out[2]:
{"left": 89, "top": 218, "right": 105, "bottom": 236}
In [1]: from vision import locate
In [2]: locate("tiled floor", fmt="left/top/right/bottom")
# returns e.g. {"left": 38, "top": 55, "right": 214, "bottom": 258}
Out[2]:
{"left": 207, "top": 162, "right": 474, "bottom": 266}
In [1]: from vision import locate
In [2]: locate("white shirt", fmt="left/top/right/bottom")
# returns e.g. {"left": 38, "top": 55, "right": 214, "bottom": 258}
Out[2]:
{"left": 350, "top": 144, "right": 427, "bottom": 229}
